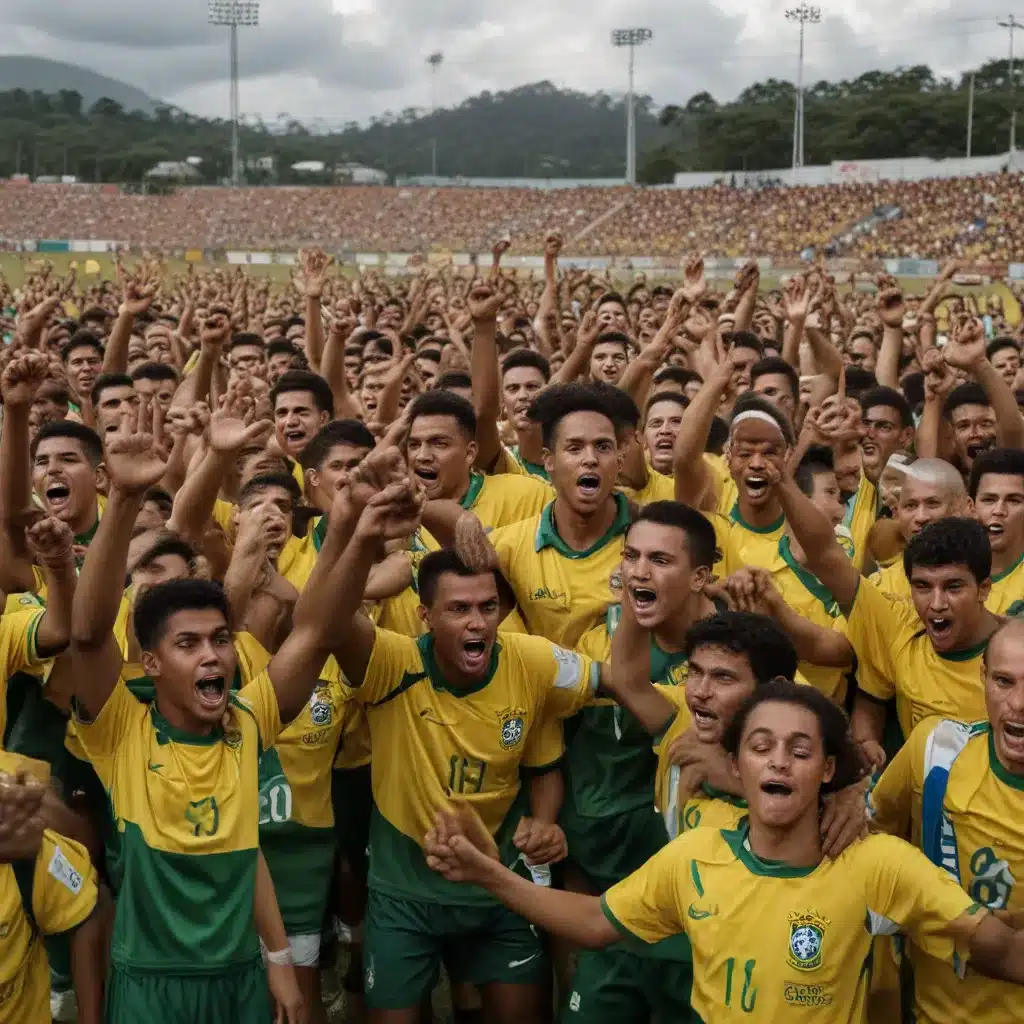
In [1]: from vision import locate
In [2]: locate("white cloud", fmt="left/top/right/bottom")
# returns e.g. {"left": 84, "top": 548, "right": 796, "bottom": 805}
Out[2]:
{"left": 0, "top": 0, "right": 1015, "bottom": 126}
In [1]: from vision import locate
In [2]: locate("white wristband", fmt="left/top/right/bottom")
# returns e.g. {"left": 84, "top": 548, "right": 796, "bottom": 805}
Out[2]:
{"left": 265, "top": 947, "right": 294, "bottom": 966}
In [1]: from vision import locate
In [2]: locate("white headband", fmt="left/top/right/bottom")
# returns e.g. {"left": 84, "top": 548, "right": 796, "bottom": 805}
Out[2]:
{"left": 729, "top": 410, "right": 786, "bottom": 436}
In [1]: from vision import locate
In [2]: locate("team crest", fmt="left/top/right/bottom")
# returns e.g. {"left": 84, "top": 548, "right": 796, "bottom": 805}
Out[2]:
{"left": 309, "top": 685, "right": 334, "bottom": 726}
{"left": 498, "top": 707, "right": 526, "bottom": 749}
{"left": 609, "top": 572, "right": 622, "bottom": 594}
{"left": 788, "top": 910, "right": 829, "bottom": 971}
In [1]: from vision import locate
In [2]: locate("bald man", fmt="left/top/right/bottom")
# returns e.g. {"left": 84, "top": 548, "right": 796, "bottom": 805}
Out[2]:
{"left": 871, "top": 458, "right": 969, "bottom": 599}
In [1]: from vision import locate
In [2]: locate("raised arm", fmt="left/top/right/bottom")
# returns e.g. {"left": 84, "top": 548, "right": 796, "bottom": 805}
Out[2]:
{"left": 104, "top": 261, "right": 159, "bottom": 375}
{"left": 875, "top": 287, "right": 905, "bottom": 390}
{"left": 321, "top": 311, "right": 362, "bottom": 420}
{"left": 299, "top": 248, "right": 333, "bottom": 374}
{"left": 171, "top": 310, "right": 230, "bottom": 410}
{"left": 467, "top": 282, "right": 506, "bottom": 472}
{"left": 71, "top": 400, "right": 169, "bottom": 717}
{"left": 550, "top": 310, "right": 600, "bottom": 386}
{"left": 780, "top": 275, "right": 813, "bottom": 369}
{"left": 24, "top": 517, "right": 77, "bottom": 657}
{"left": 731, "top": 261, "right": 759, "bottom": 333}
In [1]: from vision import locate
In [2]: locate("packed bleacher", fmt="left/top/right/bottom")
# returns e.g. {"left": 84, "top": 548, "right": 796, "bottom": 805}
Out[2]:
{"left": 2, "top": 172, "right": 1022, "bottom": 260}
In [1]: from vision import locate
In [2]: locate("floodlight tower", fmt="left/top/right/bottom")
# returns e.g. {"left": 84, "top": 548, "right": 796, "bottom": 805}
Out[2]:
{"left": 785, "top": 3, "right": 821, "bottom": 184}
{"left": 998, "top": 14, "right": 1022, "bottom": 152}
{"left": 209, "top": 0, "right": 260, "bottom": 186}
{"left": 611, "top": 28, "right": 653, "bottom": 185}
{"left": 427, "top": 51, "right": 444, "bottom": 177}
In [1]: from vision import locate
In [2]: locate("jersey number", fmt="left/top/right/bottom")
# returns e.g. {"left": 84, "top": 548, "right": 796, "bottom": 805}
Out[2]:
{"left": 448, "top": 756, "right": 487, "bottom": 794}
{"left": 723, "top": 957, "right": 757, "bottom": 1013}
{"left": 259, "top": 782, "right": 294, "bottom": 825}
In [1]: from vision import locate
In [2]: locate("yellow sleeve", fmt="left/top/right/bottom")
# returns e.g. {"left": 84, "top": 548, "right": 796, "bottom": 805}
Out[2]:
{"left": 236, "top": 669, "right": 283, "bottom": 749}
{"left": 212, "top": 498, "right": 236, "bottom": 537}
{"left": 490, "top": 445, "right": 526, "bottom": 477}
{"left": 235, "top": 632, "right": 273, "bottom": 681}
{"left": 601, "top": 838, "right": 690, "bottom": 945}
{"left": 868, "top": 719, "right": 930, "bottom": 838}
{"left": 31, "top": 830, "right": 99, "bottom": 937}
{"left": 73, "top": 677, "right": 146, "bottom": 770}
{"left": 515, "top": 634, "right": 599, "bottom": 719}
{"left": 846, "top": 578, "right": 921, "bottom": 702}
{"left": 0, "top": 607, "right": 47, "bottom": 676}
{"left": 356, "top": 628, "right": 423, "bottom": 705}
{"left": 522, "top": 715, "right": 565, "bottom": 770}
{"left": 862, "top": 834, "right": 983, "bottom": 963}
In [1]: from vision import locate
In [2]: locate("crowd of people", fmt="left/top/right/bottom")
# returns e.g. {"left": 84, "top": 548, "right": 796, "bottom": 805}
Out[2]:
{"left": 0, "top": 232, "right": 1024, "bottom": 1024}
{"left": 1, "top": 172, "right": 1022, "bottom": 261}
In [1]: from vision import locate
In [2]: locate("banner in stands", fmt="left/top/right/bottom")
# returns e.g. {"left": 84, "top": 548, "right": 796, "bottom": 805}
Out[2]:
{"left": 355, "top": 253, "right": 380, "bottom": 266}
{"left": 1010, "top": 264, "right": 1024, "bottom": 281}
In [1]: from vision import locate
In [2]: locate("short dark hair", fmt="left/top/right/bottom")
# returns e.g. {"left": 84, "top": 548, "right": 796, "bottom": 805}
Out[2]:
{"left": 230, "top": 332, "right": 266, "bottom": 352}
{"left": 60, "top": 331, "right": 103, "bottom": 363}
{"left": 501, "top": 348, "right": 550, "bottom": 382}
{"left": 843, "top": 367, "right": 878, "bottom": 398}
{"left": 90, "top": 373, "right": 135, "bottom": 408}
{"left": 407, "top": 389, "right": 477, "bottom": 439}
{"left": 722, "top": 678, "right": 862, "bottom": 794}
{"left": 530, "top": 381, "right": 636, "bottom": 450}
{"left": 133, "top": 578, "right": 230, "bottom": 652}
{"left": 794, "top": 446, "right": 835, "bottom": 498}
{"left": 299, "top": 419, "right": 375, "bottom": 472}
{"left": 593, "top": 331, "right": 629, "bottom": 353}
{"left": 270, "top": 370, "right": 334, "bottom": 415}
{"left": 142, "top": 488, "right": 174, "bottom": 515}
{"left": 30, "top": 421, "right": 103, "bottom": 466}
{"left": 437, "top": 371, "right": 472, "bottom": 391}
{"left": 238, "top": 471, "right": 301, "bottom": 509}
{"left": 968, "top": 447, "right": 1024, "bottom": 500}
{"left": 729, "top": 393, "right": 795, "bottom": 446}
{"left": 858, "top": 386, "right": 913, "bottom": 428}
{"left": 644, "top": 389, "right": 689, "bottom": 419}
{"left": 903, "top": 516, "right": 991, "bottom": 584}
{"left": 653, "top": 366, "right": 702, "bottom": 389}
{"left": 131, "top": 362, "right": 180, "bottom": 385}
{"left": 266, "top": 340, "right": 300, "bottom": 361}
{"left": 629, "top": 501, "right": 717, "bottom": 569}
{"left": 418, "top": 549, "right": 515, "bottom": 610}
{"left": 751, "top": 357, "right": 800, "bottom": 403}
{"left": 724, "top": 330, "right": 762, "bottom": 355}
{"left": 417, "top": 349, "right": 442, "bottom": 365}
{"left": 706, "top": 417, "right": 729, "bottom": 456}
{"left": 131, "top": 533, "right": 197, "bottom": 575}
{"left": 986, "top": 337, "right": 1020, "bottom": 362}
{"left": 943, "top": 382, "right": 992, "bottom": 421}
{"left": 596, "top": 291, "right": 626, "bottom": 311}
{"left": 900, "top": 372, "right": 926, "bottom": 413}
{"left": 683, "top": 611, "right": 798, "bottom": 684}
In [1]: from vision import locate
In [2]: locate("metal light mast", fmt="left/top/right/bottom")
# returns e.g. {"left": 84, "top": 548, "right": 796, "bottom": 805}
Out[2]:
{"left": 611, "top": 28, "right": 653, "bottom": 185}
{"left": 209, "top": 1, "right": 260, "bottom": 186}
{"left": 785, "top": 4, "right": 821, "bottom": 184}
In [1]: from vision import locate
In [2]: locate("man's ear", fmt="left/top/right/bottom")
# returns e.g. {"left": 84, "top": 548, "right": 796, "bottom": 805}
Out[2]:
{"left": 141, "top": 650, "right": 159, "bottom": 679}
{"left": 94, "top": 464, "right": 109, "bottom": 496}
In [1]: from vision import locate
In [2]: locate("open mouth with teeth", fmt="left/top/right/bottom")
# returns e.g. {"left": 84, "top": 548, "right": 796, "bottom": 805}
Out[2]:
{"left": 689, "top": 706, "right": 719, "bottom": 737}
{"left": 284, "top": 429, "right": 307, "bottom": 448}
{"left": 927, "top": 617, "right": 955, "bottom": 645}
{"left": 743, "top": 475, "right": 771, "bottom": 502}
{"left": 576, "top": 473, "right": 601, "bottom": 499}
{"left": 45, "top": 483, "right": 72, "bottom": 509}
{"left": 461, "top": 638, "right": 488, "bottom": 672}
{"left": 986, "top": 523, "right": 1006, "bottom": 546}
{"left": 760, "top": 780, "right": 793, "bottom": 797}
{"left": 630, "top": 586, "right": 658, "bottom": 613}
{"left": 967, "top": 442, "right": 994, "bottom": 460}
{"left": 195, "top": 674, "right": 227, "bottom": 711}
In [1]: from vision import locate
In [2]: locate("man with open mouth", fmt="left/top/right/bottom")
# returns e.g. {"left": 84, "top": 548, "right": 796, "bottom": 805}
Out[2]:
{"left": 969, "top": 448, "right": 1024, "bottom": 616}
{"left": 270, "top": 369, "right": 333, "bottom": 490}
{"left": 870, "top": 616, "right": 1024, "bottom": 1024}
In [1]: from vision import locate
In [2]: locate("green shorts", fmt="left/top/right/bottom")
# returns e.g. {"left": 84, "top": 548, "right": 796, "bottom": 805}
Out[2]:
{"left": 260, "top": 828, "right": 336, "bottom": 936}
{"left": 563, "top": 945, "right": 695, "bottom": 1024}
{"left": 332, "top": 764, "right": 373, "bottom": 877}
{"left": 561, "top": 803, "right": 668, "bottom": 892}
{"left": 104, "top": 959, "right": 272, "bottom": 1023}
{"left": 362, "top": 889, "right": 548, "bottom": 1010}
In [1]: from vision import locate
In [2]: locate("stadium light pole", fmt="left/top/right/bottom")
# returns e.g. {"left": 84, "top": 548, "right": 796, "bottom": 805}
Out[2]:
{"left": 998, "top": 14, "right": 1022, "bottom": 152}
{"left": 427, "top": 51, "right": 444, "bottom": 178}
{"left": 209, "top": 0, "right": 260, "bottom": 187}
{"left": 785, "top": 3, "right": 820, "bottom": 185}
{"left": 611, "top": 28, "right": 652, "bottom": 185}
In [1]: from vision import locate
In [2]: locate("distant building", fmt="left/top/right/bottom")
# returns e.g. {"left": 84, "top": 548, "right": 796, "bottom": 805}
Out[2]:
{"left": 335, "top": 162, "right": 387, "bottom": 185}
{"left": 145, "top": 161, "right": 201, "bottom": 182}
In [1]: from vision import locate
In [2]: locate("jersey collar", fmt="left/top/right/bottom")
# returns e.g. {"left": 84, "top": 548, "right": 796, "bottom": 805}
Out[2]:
{"left": 988, "top": 726, "right": 1024, "bottom": 790}
{"left": 511, "top": 446, "right": 550, "bottom": 481}
{"left": 150, "top": 704, "right": 224, "bottom": 746}
{"left": 417, "top": 633, "right": 501, "bottom": 697}
{"left": 312, "top": 514, "right": 328, "bottom": 553}
{"left": 724, "top": 820, "right": 818, "bottom": 878}
{"left": 991, "top": 548, "right": 1024, "bottom": 584}
{"left": 778, "top": 535, "right": 840, "bottom": 616}
{"left": 459, "top": 471, "right": 486, "bottom": 511}
{"left": 534, "top": 492, "right": 631, "bottom": 559}
{"left": 937, "top": 637, "right": 990, "bottom": 662}
{"left": 730, "top": 501, "right": 785, "bottom": 536}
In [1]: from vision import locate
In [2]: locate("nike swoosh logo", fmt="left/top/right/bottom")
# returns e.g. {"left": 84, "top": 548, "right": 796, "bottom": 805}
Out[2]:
{"left": 688, "top": 905, "right": 716, "bottom": 920}
{"left": 508, "top": 952, "right": 542, "bottom": 969}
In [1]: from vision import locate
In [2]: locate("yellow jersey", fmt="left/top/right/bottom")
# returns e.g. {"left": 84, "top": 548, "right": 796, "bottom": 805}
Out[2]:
{"left": 350, "top": 628, "right": 597, "bottom": 905}
{"left": 489, "top": 495, "right": 631, "bottom": 648}
{"left": 848, "top": 577, "right": 988, "bottom": 738}
{"left": 505, "top": 444, "right": 550, "bottom": 482}
{"left": 871, "top": 559, "right": 912, "bottom": 600}
{"left": 603, "top": 824, "right": 981, "bottom": 1022}
{"left": 988, "top": 551, "right": 1024, "bottom": 616}
{"left": 0, "top": 830, "right": 98, "bottom": 1021}
{"left": 459, "top": 470, "right": 554, "bottom": 531}
{"left": 276, "top": 514, "right": 323, "bottom": 592}
{"left": 845, "top": 475, "right": 879, "bottom": 573}
{"left": 0, "top": 606, "right": 50, "bottom": 743}
{"left": 870, "top": 717, "right": 1024, "bottom": 1024}
{"left": 724, "top": 504, "right": 787, "bottom": 573}
{"left": 72, "top": 669, "right": 281, "bottom": 973}
{"left": 706, "top": 454, "right": 738, "bottom": 516}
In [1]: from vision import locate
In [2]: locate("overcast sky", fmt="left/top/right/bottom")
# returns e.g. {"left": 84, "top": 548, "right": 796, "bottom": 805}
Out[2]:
{"left": 0, "top": 0, "right": 1018, "bottom": 125}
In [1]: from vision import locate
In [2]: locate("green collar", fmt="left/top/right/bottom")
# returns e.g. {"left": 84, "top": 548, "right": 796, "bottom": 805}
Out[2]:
{"left": 723, "top": 821, "right": 818, "bottom": 878}
{"left": 459, "top": 471, "right": 486, "bottom": 511}
{"left": 701, "top": 783, "right": 747, "bottom": 808}
{"left": 988, "top": 727, "right": 1024, "bottom": 790}
{"left": 606, "top": 603, "right": 688, "bottom": 682}
{"left": 150, "top": 704, "right": 224, "bottom": 746}
{"left": 992, "top": 548, "right": 1024, "bottom": 584}
{"left": 730, "top": 501, "right": 785, "bottom": 536}
{"left": 778, "top": 535, "right": 840, "bottom": 616}
{"left": 535, "top": 492, "right": 631, "bottom": 559}
{"left": 937, "top": 637, "right": 990, "bottom": 663}
{"left": 416, "top": 633, "right": 500, "bottom": 697}
{"left": 511, "top": 446, "right": 550, "bottom": 481}
{"left": 312, "top": 514, "right": 328, "bottom": 553}
{"left": 74, "top": 509, "right": 101, "bottom": 548}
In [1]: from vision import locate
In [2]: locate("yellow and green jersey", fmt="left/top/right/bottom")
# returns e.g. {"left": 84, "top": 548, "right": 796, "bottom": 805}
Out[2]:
{"left": 848, "top": 578, "right": 987, "bottom": 738}
{"left": 725, "top": 503, "right": 787, "bottom": 573}
{"left": 870, "top": 716, "right": 1024, "bottom": 1024}
{"left": 71, "top": 669, "right": 281, "bottom": 973}
{"left": 489, "top": 495, "right": 631, "bottom": 649}
{"left": 706, "top": 453, "right": 738, "bottom": 516}
{"left": 0, "top": 830, "right": 98, "bottom": 1021}
{"left": 0, "top": 605, "right": 50, "bottom": 743}
{"left": 349, "top": 628, "right": 597, "bottom": 905}
{"left": 603, "top": 824, "right": 981, "bottom": 1022}
{"left": 988, "top": 551, "right": 1024, "bottom": 616}
{"left": 570, "top": 608, "right": 687, "bottom": 822}
{"left": 845, "top": 475, "right": 879, "bottom": 573}
{"left": 503, "top": 444, "right": 550, "bottom": 482}
{"left": 459, "top": 470, "right": 554, "bottom": 531}
{"left": 871, "top": 559, "right": 912, "bottom": 601}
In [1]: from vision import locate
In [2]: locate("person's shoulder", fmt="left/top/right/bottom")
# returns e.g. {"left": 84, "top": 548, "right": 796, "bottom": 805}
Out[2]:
{"left": 489, "top": 512, "right": 543, "bottom": 549}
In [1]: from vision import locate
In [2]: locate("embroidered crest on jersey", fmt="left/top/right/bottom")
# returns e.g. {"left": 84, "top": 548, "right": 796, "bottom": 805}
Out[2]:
{"left": 185, "top": 796, "right": 220, "bottom": 837}
{"left": 48, "top": 845, "right": 84, "bottom": 895}
{"left": 498, "top": 706, "right": 527, "bottom": 749}
{"left": 309, "top": 685, "right": 334, "bottom": 726}
{"left": 609, "top": 572, "right": 622, "bottom": 594}
{"left": 788, "top": 909, "right": 829, "bottom": 971}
